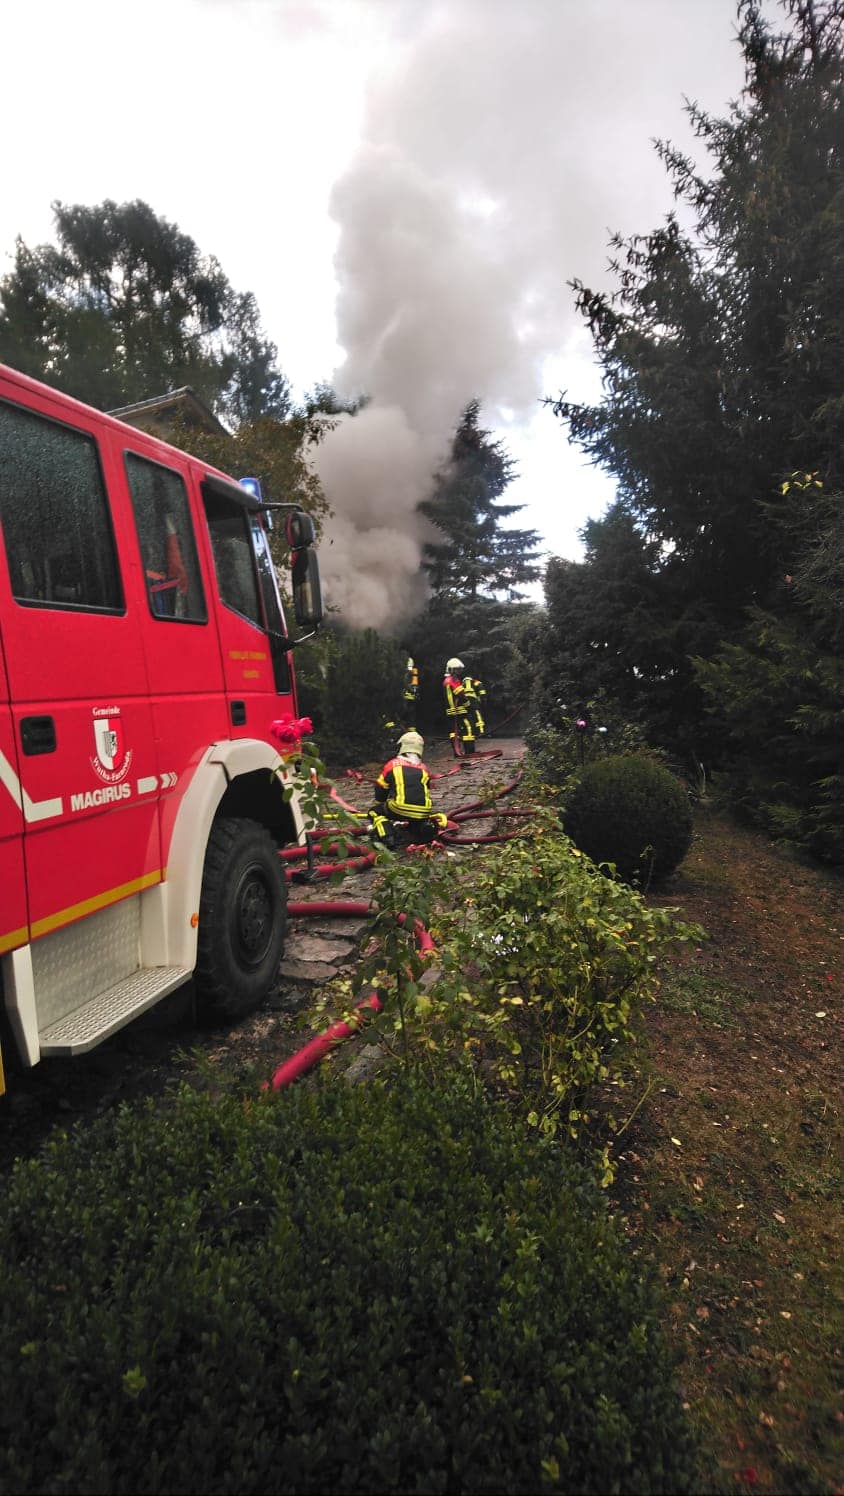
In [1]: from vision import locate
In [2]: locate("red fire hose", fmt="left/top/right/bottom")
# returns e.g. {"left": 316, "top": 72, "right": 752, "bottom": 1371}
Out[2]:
{"left": 266, "top": 905, "right": 435, "bottom": 1091}
{"left": 265, "top": 751, "right": 534, "bottom": 1091}
{"left": 396, "top": 911, "right": 437, "bottom": 958}
{"left": 266, "top": 993, "right": 384, "bottom": 1090}
{"left": 287, "top": 900, "right": 372, "bottom": 919}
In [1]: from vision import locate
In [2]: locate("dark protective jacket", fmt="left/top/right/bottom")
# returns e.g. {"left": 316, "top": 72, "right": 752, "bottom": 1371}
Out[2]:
{"left": 463, "top": 674, "right": 486, "bottom": 734}
{"left": 374, "top": 754, "right": 437, "bottom": 820}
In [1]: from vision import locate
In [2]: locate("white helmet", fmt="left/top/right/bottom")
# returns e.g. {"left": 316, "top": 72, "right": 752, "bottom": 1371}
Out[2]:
{"left": 446, "top": 657, "right": 464, "bottom": 672}
{"left": 397, "top": 730, "right": 424, "bottom": 757}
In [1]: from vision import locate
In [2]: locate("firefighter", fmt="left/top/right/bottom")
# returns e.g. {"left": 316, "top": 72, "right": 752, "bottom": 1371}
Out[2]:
{"left": 462, "top": 667, "right": 487, "bottom": 740}
{"left": 369, "top": 731, "right": 448, "bottom": 848}
{"left": 402, "top": 654, "right": 419, "bottom": 726}
{"left": 443, "top": 657, "right": 475, "bottom": 756}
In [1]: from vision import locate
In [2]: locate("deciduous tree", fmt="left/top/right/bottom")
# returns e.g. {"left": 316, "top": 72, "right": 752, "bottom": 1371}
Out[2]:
{"left": 0, "top": 199, "right": 289, "bottom": 422}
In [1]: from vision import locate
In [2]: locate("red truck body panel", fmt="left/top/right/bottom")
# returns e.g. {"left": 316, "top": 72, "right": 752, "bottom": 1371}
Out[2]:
{"left": 0, "top": 363, "right": 300, "bottom": 960}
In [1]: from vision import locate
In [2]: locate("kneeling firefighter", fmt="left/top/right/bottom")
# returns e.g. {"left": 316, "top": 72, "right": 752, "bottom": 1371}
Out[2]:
{"left": 370, "top": 731, "right": 448, "bottom": 848}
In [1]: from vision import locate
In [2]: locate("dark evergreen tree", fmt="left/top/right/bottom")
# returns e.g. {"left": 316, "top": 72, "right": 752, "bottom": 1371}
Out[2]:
{"left": 544, "top": 0, "right": 843, "bottom": 856}
{"left": 696, "top": 464, "right": 844, "bottom": 864}
{"left": 544, "top": 507, "right": 661, "bottom": 704}
{"left": 695, "top": 600, "right": 843, "bottom": 863}
{"left": 552, "top": 1, "right": 843, "bottom": 613}
{"left": 409, "top": 592, "right": 537, "bottom": 737}
{"left": 420, "top": 400, "right": 542, "bottom": 600}
{"left": 317, "top": 627, "right": 407, "bottom": 766}
{"left": 302, "top": 383, "right": 367, "bottom": 417}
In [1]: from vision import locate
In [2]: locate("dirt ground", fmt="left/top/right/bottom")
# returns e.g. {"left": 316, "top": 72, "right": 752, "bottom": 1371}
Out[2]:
{"left": 1, "top": 749, "right": 840, "bottom": 1493}
{"left": 616, "top": 807, "right": 842, "bottom": 1494}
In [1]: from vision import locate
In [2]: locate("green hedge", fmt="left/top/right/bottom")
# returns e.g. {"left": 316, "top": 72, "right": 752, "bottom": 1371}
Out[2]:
{"left": 353, "top": 814, "right": 698, "bottom": 1147}
{"left": 564, "top": 754, "right": 693, "bottom": 885}
{"left": 0, "top": 1075, "right": 696, "bottom": 1495}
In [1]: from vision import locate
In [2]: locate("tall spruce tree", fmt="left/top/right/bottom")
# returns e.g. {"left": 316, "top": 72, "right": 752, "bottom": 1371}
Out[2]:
{"left": 420, "top": 401, "right": 542, "bottom": 600}
{"left": 553, "top": 0, "right": 843, "bottom": 610}
{"left": 405, "top": 402, "right": 542, "bottom": 734}
{"left": 542, "top": 505, "right": 681, "bottom": 718}
{"left": 545, "top": 0, "right": 843, "bottom": 857}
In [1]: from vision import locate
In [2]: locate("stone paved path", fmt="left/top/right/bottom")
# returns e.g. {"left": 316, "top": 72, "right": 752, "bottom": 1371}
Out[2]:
{"left": 278, "top": 735, "right": 526, "bottom": 1002}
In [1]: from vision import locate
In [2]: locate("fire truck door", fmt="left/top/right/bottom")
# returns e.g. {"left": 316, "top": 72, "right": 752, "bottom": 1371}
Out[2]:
{"left": 120, "top": 448, "right": 229, "bottom": 856}
{"left": 0, "top": 627, "right": 27, "bottom": 960}
{"left": 0, "top": 397, "right": 160, "bottom": 941}
{"left": 201, "top": 479, "right": 295, "bottom": 727}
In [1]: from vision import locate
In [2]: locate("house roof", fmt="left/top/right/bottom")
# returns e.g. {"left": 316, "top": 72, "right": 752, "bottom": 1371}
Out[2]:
{"left": 109, "top": 386, "right": 229, "bottom": 437}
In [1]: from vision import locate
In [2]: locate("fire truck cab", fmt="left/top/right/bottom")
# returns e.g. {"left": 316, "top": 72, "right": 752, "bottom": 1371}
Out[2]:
{"left": 0, "top": 364, "right": 324, "bottom": 1091}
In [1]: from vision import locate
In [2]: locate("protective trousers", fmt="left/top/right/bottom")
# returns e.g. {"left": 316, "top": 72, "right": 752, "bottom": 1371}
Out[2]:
{"left": 443, "top": 675, "right": 475, "bottom": 757}
{"left": 449, "top": 712, "right": 475, "bottom": 757}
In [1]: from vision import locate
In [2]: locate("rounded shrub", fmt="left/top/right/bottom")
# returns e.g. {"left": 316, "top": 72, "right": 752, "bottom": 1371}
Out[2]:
{"left": 564, "top": 753, "right": 693, "bottom": 885}
{"left": 0, "top": 1074, "right": 698, "bottom": 1495}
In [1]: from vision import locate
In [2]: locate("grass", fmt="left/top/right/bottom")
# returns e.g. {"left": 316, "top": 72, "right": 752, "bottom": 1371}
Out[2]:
{"left": 657, "top": 961, "right": 746, "bottom": 1027}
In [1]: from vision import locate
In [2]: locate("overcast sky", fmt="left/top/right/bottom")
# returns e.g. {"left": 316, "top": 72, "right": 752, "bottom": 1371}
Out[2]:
{"left": 2, "top": 0, "right": 754, "bottom": 623}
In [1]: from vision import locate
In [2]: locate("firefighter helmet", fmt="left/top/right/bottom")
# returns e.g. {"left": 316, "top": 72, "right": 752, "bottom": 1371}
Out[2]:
{"left": 446, "top": 657, "right": 464, "bottom": 672}
{"left": 397, "top": 730, "right": 424, "bottom": 757}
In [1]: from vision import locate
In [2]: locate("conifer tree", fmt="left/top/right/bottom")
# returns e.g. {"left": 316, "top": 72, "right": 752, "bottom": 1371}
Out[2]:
{"left": 420, "top": 401, "right": 542, "bottom": 601}
{"left": 545, "top": 0, "right": 843, "bottom": 856}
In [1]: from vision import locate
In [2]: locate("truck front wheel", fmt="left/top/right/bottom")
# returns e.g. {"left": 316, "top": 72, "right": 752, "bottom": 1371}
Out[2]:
{"left": 194, "top": 817, "right": 287, "bottom": 1020}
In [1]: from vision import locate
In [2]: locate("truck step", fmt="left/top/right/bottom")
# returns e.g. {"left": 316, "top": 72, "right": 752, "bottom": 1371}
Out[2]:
{"left": 38, "top": 967, "right": 192, "bottom": 1057}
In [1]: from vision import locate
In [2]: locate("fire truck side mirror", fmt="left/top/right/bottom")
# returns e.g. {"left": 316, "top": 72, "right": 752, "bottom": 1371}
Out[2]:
{"left": 286, "top": 510, "right": 316, "bottom": 550}
{"left": 292, "top": 546, "right": 324, "bottom": 629}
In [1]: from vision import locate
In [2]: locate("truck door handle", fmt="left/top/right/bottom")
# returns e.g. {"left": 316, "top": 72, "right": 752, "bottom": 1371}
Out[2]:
{"left": 230, "top": 700, "right": 247, "bottom": 726}
{"left": 20, "top": 715, "right": 57, "bottom": 755}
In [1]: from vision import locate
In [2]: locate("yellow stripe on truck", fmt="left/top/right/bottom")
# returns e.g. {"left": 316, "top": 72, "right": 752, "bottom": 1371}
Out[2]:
{"left": 28, "top": 870, "right": 163, "bottom": 940}
{"left": 0, "top": 924, "right": 29, "bottom": 955}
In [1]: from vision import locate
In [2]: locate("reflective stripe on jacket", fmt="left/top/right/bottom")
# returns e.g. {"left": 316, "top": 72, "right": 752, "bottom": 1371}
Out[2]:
{"left": 443, "top": 673, "right": 467, "bottom": 716}
{"left": 374, "top": 756, "right": 434, "bottom": 818}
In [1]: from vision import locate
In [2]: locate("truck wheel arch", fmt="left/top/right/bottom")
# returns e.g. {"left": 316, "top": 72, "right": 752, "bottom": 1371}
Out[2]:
{"left": 153, "top": 740, "right": 302, "bottom": 972}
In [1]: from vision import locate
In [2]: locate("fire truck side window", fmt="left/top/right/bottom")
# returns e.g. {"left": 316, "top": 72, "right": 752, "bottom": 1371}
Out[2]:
{"left": 0, "top": 399, "right": 122, "bottom": 611}
{"left": 202, "top": 491, "right": 263, "bottom": 628}
{"left": 125, "top": 453, "right": 207, "bottom": 622}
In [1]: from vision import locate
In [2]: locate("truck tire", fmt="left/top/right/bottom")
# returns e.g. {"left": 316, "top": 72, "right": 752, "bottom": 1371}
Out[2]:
{"left": 194, "top": 817, "right": 287, "bottom": 1021}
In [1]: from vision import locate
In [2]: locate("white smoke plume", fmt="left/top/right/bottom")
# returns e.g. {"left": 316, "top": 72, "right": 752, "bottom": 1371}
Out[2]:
{"left": 311, "top": 0, "right": 743, "bottom": 629}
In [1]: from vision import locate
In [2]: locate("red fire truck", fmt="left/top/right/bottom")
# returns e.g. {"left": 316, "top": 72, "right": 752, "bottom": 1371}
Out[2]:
{"left": 0, "top": 364, "right": 324, "bottom": 1093}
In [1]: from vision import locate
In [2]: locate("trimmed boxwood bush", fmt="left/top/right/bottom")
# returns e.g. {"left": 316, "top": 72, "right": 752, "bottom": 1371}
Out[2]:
{"left": 564, "top": 754, "right": 693, "bottom": 885}
{"left": 0, "top": 1074, "right": 697, "bottom": 1495}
